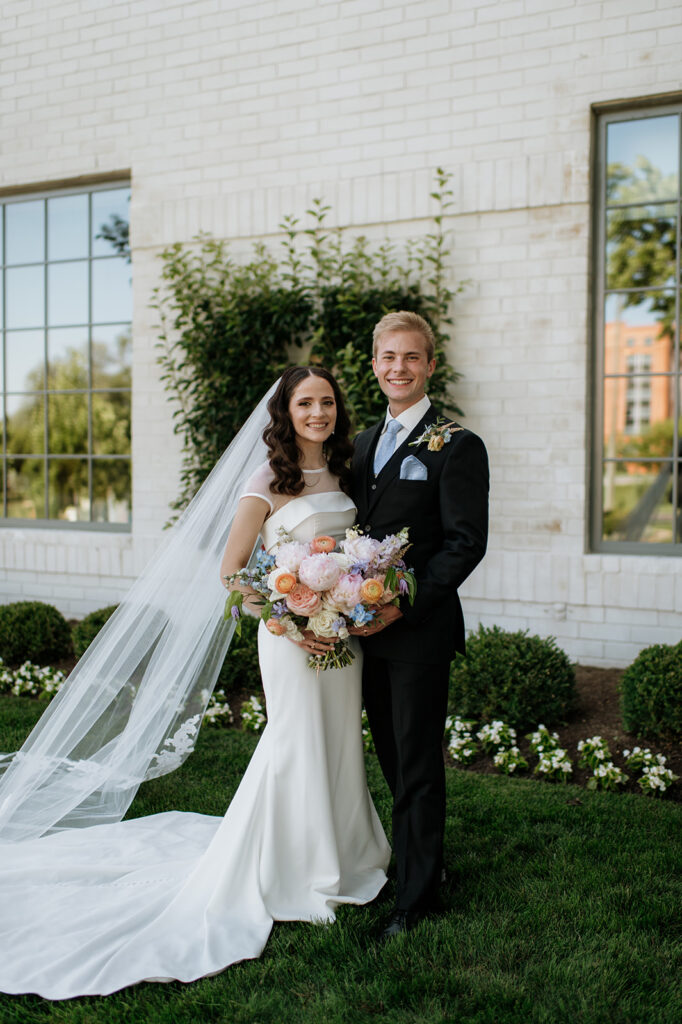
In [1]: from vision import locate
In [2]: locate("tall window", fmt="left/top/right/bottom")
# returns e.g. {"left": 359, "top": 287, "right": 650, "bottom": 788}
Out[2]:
{"left": 0, "top": 183, "right": 131, "bottom": 527}
{"left": 593, "top": 105, "right": 681, "bottom": 551}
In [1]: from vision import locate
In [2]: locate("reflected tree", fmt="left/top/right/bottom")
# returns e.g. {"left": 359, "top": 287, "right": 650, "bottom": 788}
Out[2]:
{"left": 606, "top": 157, "right": 677, "bottom": 338}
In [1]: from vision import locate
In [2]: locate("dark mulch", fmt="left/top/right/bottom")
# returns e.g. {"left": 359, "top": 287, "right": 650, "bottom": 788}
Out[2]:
{"left": 32, "top": 659, "right": 682, "bottom": 801}
{"left": 445, "top": 664, "right": 682, "bottom": 801}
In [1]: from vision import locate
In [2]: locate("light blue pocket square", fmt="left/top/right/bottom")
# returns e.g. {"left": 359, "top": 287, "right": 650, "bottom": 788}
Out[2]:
{"left": 399, "top": 455, "right": 428, "bottom": 481}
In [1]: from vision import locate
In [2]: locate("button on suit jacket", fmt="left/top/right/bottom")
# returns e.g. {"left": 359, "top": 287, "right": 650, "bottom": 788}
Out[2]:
{"left": 351, "top": 404, "right": 489, "bottom": 665}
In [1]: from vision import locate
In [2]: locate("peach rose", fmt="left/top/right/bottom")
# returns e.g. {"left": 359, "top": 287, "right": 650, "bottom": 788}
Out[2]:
{"left": 311, "top": 535, "right": 336, "bottom": 553}
{"left": 360, "top": 577, "right": 384, "bottom": 604}
{"left": 286, "top": 583, "right": 322, "bottom": 617}
{"left": 265, "top": 618, "right": 286, "bottom": 636}
{"left": 427, "top": 434, "right": 445, "bottom": 452}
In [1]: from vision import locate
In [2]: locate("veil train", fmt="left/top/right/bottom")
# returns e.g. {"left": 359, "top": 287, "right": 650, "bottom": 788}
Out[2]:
{"left": 0, "top": 382, "right": 278, "bottom": 843}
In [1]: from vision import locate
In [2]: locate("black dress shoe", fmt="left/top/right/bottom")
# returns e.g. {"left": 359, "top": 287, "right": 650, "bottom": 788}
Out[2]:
{"left": 378, "top": 909, "right": 424, "bottom": 942}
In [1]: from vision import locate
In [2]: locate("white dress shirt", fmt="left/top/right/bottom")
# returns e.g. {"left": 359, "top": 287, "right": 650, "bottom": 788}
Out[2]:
{"left": 378, "top": 394, "right": 432, "bottom": 455}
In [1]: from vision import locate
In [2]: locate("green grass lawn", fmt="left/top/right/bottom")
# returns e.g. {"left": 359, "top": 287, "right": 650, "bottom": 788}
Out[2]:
{"left": 1, "top": 697, "right": 681, "bottom": 1024}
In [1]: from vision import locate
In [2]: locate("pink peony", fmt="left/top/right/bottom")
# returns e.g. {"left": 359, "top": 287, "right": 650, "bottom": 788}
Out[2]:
{"left": 342, "top": 533, "right": 381, "bottom": 565}
{"left": 275, "top": 541, "right": 311, "bottom": 573}
{"left": 298, "top": 553, "right": 342, "bottom": 592}
{"left": 327, "top": 573, "right": 364, "bottom": 615}
{"left": 286, "top": 583, "right": 322, "bottom": 617}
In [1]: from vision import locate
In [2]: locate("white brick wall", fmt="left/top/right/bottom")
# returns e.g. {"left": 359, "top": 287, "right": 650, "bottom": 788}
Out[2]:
{"left": 1, "top": 0, "right": 681, "bottom": 663}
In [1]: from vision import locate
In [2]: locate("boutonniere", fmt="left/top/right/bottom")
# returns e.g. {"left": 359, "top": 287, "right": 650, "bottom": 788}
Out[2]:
{"left": 409, "top": 418, "right": 463, "bottom": 452}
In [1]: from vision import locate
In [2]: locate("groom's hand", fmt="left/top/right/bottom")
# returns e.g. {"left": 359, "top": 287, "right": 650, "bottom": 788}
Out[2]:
{"left": 348, "top": 603, "right": 403, "bottom": 638}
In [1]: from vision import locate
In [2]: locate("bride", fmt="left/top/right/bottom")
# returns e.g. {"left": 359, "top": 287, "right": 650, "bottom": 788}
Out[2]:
{"left": 0, "top": 366, "right": 390, "bottom": 1000}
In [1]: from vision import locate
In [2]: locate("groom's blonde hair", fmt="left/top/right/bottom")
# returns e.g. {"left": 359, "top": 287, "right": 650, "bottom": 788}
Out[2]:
{"left": 372, "top": 311, "right": 435, "bottom": 361}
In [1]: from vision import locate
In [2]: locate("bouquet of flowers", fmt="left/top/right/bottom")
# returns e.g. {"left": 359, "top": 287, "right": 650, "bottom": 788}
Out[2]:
{"left": 223, "top": 527, "right": 416, "bottom": 671}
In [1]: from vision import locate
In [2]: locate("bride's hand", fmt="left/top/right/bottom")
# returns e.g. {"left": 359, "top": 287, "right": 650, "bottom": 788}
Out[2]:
{"left": 292, "top": 629, "right": 337, "bottom": 655}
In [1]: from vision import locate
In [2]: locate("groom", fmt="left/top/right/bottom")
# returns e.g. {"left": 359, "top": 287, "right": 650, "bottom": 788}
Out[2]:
{"left": 350, "top": 310, "right": 489, "bottom": 939}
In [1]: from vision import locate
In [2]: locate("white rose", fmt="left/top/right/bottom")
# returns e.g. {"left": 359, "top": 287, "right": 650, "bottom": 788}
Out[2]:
{"left": 283, "top": 619, "right": 304, "bottom": 642}
{"left": 307, "top": 606, "right": 342, "bottom": 639}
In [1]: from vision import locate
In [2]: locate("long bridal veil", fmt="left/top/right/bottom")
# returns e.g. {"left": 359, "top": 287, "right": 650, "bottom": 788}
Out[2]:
{"left": 0, "top": 381, "right": 278, "bottom": 843}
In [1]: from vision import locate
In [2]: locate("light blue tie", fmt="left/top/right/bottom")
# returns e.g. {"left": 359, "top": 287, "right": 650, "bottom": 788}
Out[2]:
{"left": 373, "top": 418, "right": 402, "bottom": 475}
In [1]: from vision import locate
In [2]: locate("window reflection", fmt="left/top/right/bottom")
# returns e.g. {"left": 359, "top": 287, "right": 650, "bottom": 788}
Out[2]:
{"left": 6, "top": 395, "right": 45, "bottom": 454}
{"left": 92, "top": 392, "right": 131, "bottom": 456}
{"left": 602, "top": 460, "right": 674, "bottom": 543}
{"left": 92, "top": 326, "right": 132, "bottom": 388}
{"left": 92, "top": 189, "right": 130, "bottom": 258}
{"left": 47, "top": 394, "right": 88, "bottom": 454}
{"left": 48, "top": 459, "right": 90, "bottom": 521}
{"left": 2, "top": 185, "right": 131, "bottom": 525}
{"left": 604, "top": 294, "right": 675, "bottom": 375}
{"left": 93, "top": 459, "right": 131, "bottom": 523}
{"left": 5, "top": 331, "right": 45, "bottom": 392}
{"left": 47, "top": 260, "right": 89, "bottom": 326}
{"left": 92, "top": 257, "right": 132, "bottom": 322}
{"left": 5, "top": 266, "right": 45, "bottom": 329}
{"left": 6, "top": 458, "right": 45, "bottom": 519}
{"left": 606, "top": 204, "right": 676, "bottom": 290}
{"left": 5, "top": 201, "right": 44, "bottom": 265}
{"left": 606, "top": 115, "right": 679, "bottom": 203}
{"left": 47, "top": 328, "right": 88, "bottom": 388}
{"left": 47, "top": 194, "right": 88, "bottom": 261}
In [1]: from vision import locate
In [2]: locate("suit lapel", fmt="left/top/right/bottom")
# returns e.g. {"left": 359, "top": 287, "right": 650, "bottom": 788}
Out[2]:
{"left": 365, "top": 404, "right": 435, "bottom": 518}
{"left": 356, "top": 420, "right": 384, "bottom": 514}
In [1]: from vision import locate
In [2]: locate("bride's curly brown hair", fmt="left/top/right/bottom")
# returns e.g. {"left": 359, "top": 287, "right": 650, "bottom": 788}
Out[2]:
{"left": 263, "top": 367, "right": 354, "bottom": 496}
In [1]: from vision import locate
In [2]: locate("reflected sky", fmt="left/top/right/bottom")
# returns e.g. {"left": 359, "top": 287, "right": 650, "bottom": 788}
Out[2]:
{"left": 92, "top": 189, "right": 130, "bottom": 258}
{"left": 92, "top": 258, "right": 132, "bottom": 322}
{"left": 47, "top": 260, "right": 89, "bottom": 325}
{"left": 604, "top": 291, "right": 675, "bottom": 328}
{"left": 47, "top": 193, "right": 89, "bottom": 261}
{"left": 5, "top": 266, "right": 45, "bottom": 329}
{"left": 5, "top": 200, "right": 44, "bottom": 265}
{"left": 607, "top": 115, "right": 679, "bottom": 201}
{"left": 5, "top": 330, "right": 45, "bottom": 392}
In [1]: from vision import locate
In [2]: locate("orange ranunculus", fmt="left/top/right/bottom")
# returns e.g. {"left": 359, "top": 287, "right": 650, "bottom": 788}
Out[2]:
{"left": 360, "top": 577, "right": 384, "bottom": 604}
{"left": 286, "top": 583, "right": 322, "bottom": 617}
{"left": 311, "top": 535, "right": 336, "bottom": 553}
{"left": 265, "top": 618, "right": 287, "bottom": 636}
{"left": 274, "top": 571, "right": 297, "bottom": 594}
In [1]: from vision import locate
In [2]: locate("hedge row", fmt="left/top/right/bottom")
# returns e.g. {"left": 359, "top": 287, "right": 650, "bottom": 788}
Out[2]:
{"left": 0, "top": 602, "right": 679, "bottom": 741}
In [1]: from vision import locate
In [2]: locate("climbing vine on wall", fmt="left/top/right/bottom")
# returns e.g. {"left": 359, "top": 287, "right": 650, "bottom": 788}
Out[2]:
{"left": 153, "top": 168, "right": 463, "bottom": 515}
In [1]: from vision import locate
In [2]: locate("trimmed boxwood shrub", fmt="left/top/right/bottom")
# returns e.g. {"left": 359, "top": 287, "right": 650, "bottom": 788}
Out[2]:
{"left": 72, "top": 605, "right": 119, "bottom": 659}
{"left": 450, "top": 625, "right": 576, "bottom": 732}
{"left": 620, "top": 641, "right": 682, "bottom": 741}
{"left": 217, "top": 615, "right": 262, "bottom": 693}
{"left": 0, "top": 601, "right": 73, "bottom": 667}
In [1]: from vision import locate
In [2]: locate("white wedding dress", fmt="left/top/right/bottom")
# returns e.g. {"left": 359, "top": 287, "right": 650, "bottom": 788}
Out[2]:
{"left": 0, "top": 490, "right": 390, "bottom": 1000}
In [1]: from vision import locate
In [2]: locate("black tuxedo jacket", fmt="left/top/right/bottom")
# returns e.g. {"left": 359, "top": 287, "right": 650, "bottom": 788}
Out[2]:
{"left": 351, "top": 404, "right": 489, "bottom": 665}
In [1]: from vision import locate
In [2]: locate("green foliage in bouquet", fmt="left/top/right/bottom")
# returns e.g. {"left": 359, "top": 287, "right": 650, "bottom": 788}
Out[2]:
{"left": 620, "top": 641, "right": 682, "bottom": 741}
{"left": 154, "top": 169, "right": 463, "bottom": 516}
{"left": 449, "top": 625, "right": 576, "bottom": 732}
{"left": 217, "top": 615, "right": 262, "bottom": 694}
{"left": 0, "top": 601, "right": 73, "bottom": 667}
{"left": 72, "top": 605, "right": 119, "bottom": 659}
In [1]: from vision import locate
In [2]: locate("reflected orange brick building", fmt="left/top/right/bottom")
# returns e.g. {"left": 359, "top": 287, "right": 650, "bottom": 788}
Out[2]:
{"left": 603, "top": 320, "right": 675, "bottom": 445}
